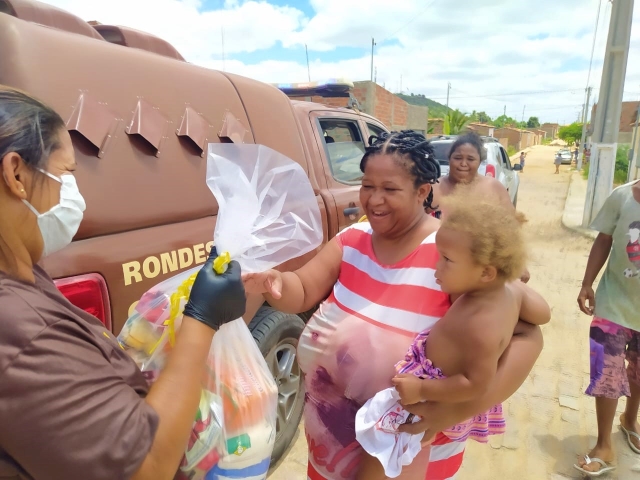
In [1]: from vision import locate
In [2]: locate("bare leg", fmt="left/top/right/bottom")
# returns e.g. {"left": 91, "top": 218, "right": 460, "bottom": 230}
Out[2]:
{"left": 578, "top": 396, "right": 618, "bottom": 472}
{"left": 356, "top": 451, "right": 387, "bottom": 480}
{"left": 620, "top": 378, "right": 640, "bottom": 451}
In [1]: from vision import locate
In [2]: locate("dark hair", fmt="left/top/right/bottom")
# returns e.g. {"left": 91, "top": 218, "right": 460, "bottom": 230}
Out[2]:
{"left": 448, "top": 132, "right": 487, "bottom": 162}
{"left": 360, "top": 130, "right": 440, "bottom": 210}
{"left": 0, "top": 87, "right": 66, "bottom": 171}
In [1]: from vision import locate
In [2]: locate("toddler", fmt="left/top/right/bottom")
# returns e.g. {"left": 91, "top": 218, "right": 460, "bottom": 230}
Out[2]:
{"left": 357, "top": 187, "right": 551, "bottom": 479}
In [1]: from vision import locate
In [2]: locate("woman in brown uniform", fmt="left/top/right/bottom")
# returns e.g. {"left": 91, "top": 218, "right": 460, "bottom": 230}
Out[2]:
{"left": 0, "top": 87, "right": 246, "bottom": 480}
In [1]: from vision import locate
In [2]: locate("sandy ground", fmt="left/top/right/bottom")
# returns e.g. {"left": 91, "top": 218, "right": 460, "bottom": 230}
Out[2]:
{"left": 269, "top": 146, "right": 640, "bottom": 479}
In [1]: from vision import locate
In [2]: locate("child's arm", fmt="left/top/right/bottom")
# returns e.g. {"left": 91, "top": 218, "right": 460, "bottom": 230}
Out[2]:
{"left": 578, "top": 232, "right": 613, "bottom": 315}
{"left": 393, "top": 321, "right": 498, "bottom": 404}
{"left": 509, "top": 281, "right": 551, "bottom": 326}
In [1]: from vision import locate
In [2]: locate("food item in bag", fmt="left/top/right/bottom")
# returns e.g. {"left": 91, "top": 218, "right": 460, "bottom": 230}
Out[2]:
{"left": 181, "top": 391, "right": 223, "bottom": 470}
{"left": 119, "top": 144, "right": 324, "bottom": 479}
{"left": 205, "top": 418, "right": 275, "bottom": 480}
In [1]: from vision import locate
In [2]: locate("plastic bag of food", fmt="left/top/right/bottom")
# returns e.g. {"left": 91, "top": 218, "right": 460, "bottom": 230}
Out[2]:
{"left": 118, "top": 143, "right": 323, "bottom": 479}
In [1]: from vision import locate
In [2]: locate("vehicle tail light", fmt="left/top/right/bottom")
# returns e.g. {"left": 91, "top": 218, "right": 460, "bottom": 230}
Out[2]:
{"left": 54, "top": 274, "right": 112, "bottom": 330}
{"left": 485, "top": 164, "right": 496, "bottom": 178}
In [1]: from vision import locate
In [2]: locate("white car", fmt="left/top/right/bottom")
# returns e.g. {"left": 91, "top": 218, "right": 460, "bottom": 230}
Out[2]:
{"left": 557, "top": 149, "right": 573, "bottom": 165}
{"left": 430, "top": 136, "right": 521, "bottom": 206}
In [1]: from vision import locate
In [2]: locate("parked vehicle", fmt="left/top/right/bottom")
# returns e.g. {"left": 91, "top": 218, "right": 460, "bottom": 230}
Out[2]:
{"left": 0, "top": 0, "right": 389, "bottom": 461}
{"left": 429, "top": 135, "right": 521, "bottom": 206}
{"left": 557, "top": 148, "right": 573, "bottom": 165}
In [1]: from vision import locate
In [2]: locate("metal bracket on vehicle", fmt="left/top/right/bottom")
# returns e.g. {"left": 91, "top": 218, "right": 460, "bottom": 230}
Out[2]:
{"left": 218, "top": 110, "right": 247, "bottom": 144}
{"left": 176, "top": 105, "right": 213, "bottom": 157}
{"left": 66, "top": 91, "right": 120, "bottom": 158}
{"left": 125, "top": 97, "right": 172, "bottom": 157}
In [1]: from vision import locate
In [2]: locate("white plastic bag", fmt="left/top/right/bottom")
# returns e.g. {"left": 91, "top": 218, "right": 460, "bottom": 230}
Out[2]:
{"left": 206, "top": 143, "right": 323, "bottom": 274}
{"left": 355, "top": 388, "right": 424, "bottom": 478}
{"left": 119, "top": 143, "right": 323, "bottom": 480}
{"left": 202, "top": 144, "right": 322, "bottom": 479}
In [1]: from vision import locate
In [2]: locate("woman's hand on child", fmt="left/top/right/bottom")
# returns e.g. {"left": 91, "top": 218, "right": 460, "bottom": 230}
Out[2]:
{"left": 241, "top": 270, "right": 283, "bottom": 299}
{"left": 392, "top": 374, "right": 424, "bottom": 405}
{"left": 577, "top": 285, "right": 596, "bottom": 315}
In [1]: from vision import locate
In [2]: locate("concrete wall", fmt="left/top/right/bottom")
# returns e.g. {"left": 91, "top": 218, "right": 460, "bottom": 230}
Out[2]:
{"left": 407, "top": 104, "right": 429, "bottom": 134}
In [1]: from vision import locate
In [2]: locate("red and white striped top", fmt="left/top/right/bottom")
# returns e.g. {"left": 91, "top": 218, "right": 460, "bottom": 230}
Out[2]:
{"left": 332, "top": 222, "right": 450, "bottom": 337}
{"left": 298, "top": 222, "right": 451, "bottom": 480}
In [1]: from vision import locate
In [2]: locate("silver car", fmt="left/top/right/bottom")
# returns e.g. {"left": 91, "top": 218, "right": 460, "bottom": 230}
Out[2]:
{"left": 557, "top": 149, "right": 573, "bottom": 165}
{"left": 430, "top": 136, "right": 521, "bottom": 206}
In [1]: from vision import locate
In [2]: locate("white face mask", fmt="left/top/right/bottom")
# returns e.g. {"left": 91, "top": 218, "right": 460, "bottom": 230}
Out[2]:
{"left": 22, "top": 169, "right": 86, "bottom": 257}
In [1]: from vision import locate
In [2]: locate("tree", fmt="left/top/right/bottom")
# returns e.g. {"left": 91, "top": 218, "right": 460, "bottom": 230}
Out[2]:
{"left": 526, "top": 116, "right": 540, "bottom": 128}
{"left": 558, "top": 122, "right": 583, "bottom": 145}
{"left": 443, "top": 110, "right": 470, "bottom": 135}
{"left": 477, "top": 111, "right": 492, "bottom": 124}
{"left": 493, "top": 114, "right": 519, "bottom": 128}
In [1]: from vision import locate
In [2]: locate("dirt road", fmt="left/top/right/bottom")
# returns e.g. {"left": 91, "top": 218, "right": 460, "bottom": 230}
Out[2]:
{"left": 269, "top": 145, "right": 640, "bottom": 479}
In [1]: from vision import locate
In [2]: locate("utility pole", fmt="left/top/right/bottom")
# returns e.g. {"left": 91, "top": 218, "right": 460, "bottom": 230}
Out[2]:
{"left": 446, "top": 82, "right": 451, "bottom": 111}
{"left": 374, "top": 67, "right": 377, "bottom": 84}
{"left": 629, "top": 103, "right": 640, "bottom": 181}
{"left": 577, "top": 86, "right": 592, "bottom": 170}
{"left": 370, "top": 38, "right": 376, "bottom": 82}
{"left": 503, "top": 105, "right": 506, "bottom": 117}
{"left": 583, "top": 0, "right": 634, "bottom": 227}
{"left": 305, "top": 44, "right": 311, "bottom": 82}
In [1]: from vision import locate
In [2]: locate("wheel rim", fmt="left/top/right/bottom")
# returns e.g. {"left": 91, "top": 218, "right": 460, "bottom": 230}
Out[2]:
{"left": 266, "top": 339, "right": 301, "bottom": 440}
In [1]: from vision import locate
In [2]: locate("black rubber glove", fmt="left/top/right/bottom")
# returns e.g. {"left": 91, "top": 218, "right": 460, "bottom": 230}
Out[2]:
{"left": 183, "top": 247, "right": 246, "bottom": 330}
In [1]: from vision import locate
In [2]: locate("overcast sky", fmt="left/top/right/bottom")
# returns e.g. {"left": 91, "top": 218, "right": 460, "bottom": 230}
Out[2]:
{"left": 47, "top": 0, "right": 640, "bottom": 125}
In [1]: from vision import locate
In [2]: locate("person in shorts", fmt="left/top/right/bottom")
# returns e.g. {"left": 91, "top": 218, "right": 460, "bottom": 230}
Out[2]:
{"left": 519, "top": 152, "right": 525, "bottom": 172}
{"left": 554, "top": 152, "right": 562, "bottom": 174}
{"left": 574, "top": 179, "right": 640, "bottom": 477}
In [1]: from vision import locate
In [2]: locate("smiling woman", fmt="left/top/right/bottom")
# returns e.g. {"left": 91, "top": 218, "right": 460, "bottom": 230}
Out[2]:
{"left": 242, "top": 130, "right": 544, "bottom": 480}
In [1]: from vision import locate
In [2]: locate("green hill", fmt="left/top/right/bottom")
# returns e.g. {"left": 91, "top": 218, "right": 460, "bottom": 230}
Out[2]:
{"left": 396, "top": 93, "right": 448, "bottom": 119}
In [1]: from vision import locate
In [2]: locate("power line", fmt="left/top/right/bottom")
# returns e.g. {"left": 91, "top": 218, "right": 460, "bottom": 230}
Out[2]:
{"left": 378, "top": 0, "right": 438, "bottom": 44}
{"left": 586, "top": 0, "right": 604, "bottom": 89}
{"left": 427, "top": 87, "right": 587, "bottom": 100}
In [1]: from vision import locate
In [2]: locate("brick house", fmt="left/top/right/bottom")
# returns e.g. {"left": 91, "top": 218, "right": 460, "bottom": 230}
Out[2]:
{"left": 540, "top": 123, "right": 559, "bottom": 139}
{"left": 590, "top": 101, "right": 640, "bottom": 143}
{"left": 533, "top": 128, "right": 547, "bottom": 141}
{"left": 427, "top": 119, "right": 444, "bottom": 136}
{"left": 467, "top": 122, "right": 495, "bottom": 137}
{"left": 289, "top": 81, "right": 429, "bottom": 133}
{"left": 493, "top": 127, "right": 533, "bottom": 150}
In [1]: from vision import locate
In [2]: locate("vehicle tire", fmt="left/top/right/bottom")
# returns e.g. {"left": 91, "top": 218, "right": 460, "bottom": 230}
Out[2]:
{"left": 248, "top": 306, "right": 306, "bottom": 463}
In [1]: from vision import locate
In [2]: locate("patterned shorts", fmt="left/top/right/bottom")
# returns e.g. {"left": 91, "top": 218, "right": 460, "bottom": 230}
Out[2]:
{"left": 586, "top": 317, "right": 640, "bottom": 399}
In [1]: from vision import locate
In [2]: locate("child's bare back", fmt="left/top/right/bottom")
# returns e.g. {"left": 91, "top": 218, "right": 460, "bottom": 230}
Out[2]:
{"left": 425, "top": 284, "right": 521, "bottom": 391}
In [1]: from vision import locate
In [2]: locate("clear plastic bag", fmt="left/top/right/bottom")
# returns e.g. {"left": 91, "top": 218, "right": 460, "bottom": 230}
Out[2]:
{"left": 118, "top": 143, "right": 323, "bottom": 479}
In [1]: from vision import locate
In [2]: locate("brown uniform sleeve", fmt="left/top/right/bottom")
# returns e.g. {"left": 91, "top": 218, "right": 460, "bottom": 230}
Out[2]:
{"left": 0, "top": 304, "right": 159, "bottom": 480}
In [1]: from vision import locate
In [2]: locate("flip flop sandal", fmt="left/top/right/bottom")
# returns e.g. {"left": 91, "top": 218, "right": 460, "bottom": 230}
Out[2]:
{"left": 573, "top": 455, "right": 615, "bottom": 477}
{"left": 620, "top": 425, "right": 640, "bottom": 454}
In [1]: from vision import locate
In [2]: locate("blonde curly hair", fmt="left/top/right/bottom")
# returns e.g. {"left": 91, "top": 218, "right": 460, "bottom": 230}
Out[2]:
{"left": 440, "top": 185, "right": 527, "bottom": 281}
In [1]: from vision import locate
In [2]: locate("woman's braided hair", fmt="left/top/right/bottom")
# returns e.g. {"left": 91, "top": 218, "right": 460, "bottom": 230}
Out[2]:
{"left": 360, "top": 130, "right": 440, "bottom": 210}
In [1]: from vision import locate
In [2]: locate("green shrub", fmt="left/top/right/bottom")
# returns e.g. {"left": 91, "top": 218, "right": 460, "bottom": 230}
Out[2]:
{"left": 580, "top": 145, "right": 629, "bottom": 184}
{"left": 507, "top": 145, "right": 517, "bottom": 156}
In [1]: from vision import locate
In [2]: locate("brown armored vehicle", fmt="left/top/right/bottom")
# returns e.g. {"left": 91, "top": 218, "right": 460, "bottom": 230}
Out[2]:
{"left": 0, "top": 0, "right": 389, "bottom": 460}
